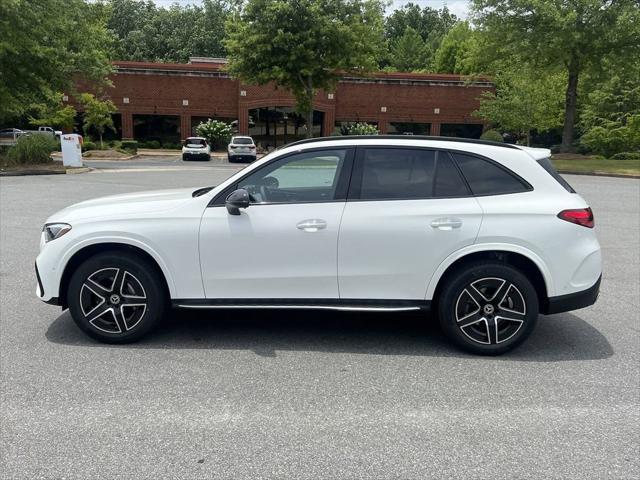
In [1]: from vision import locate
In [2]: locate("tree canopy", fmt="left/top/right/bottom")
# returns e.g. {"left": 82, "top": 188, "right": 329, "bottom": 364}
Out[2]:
{"left": 0, "top": 0, "right": 113, "bottom": 123}
{"left": 106, "top": 0, "right": 232, "bottom": 63}
{"left": 225, "top": 0, "right": 385, "bottom": 137}
{"left": 470, "top": 0, "right": 640, "bottom": 150}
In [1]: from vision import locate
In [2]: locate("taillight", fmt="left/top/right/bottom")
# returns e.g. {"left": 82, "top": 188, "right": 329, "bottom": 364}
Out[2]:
{"left": 558, "top": 207, "right": 594, "bottom": 228}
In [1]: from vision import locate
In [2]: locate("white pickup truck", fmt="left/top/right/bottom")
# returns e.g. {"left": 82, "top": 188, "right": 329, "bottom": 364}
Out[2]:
{"left": 0, "top": 126, "right": 63, "bottom": 145}
{"left": 33, "top": 126, "right": 63, "bottom": 138}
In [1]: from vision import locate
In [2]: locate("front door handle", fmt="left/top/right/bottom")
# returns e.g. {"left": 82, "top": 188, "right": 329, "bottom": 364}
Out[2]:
{"left": 430, "top": 217, "right": 463, "bottom": 230}
{"left": 296, "top": 219, "right": 327, "bottom": 232}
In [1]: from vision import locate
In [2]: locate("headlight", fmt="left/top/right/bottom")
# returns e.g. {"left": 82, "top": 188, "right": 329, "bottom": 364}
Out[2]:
{"left": 43, "top": 223, "right": 72, "bottom": 242}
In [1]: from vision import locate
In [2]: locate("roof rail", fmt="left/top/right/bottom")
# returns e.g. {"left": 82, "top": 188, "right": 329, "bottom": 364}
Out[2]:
{"left": 284, "top": 135, "right": 520, "bottom": 150}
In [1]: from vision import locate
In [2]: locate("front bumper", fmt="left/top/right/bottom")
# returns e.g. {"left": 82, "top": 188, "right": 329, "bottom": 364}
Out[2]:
{"left": 35, "top": 261, "right": 60, "bottom": 306}
{"left": 544, "top": 274, "right": 601, "bottom": 314}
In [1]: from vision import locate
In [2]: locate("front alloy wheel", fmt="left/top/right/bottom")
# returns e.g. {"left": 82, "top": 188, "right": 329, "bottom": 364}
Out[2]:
{"left": 68, "top": 251, "right": 166, "bottom": 343}
{"left": 438, "top": 262, "right": 539, "bottom": 355}
{"left": 80, "top": 267, "right": 148, "bottom": 334}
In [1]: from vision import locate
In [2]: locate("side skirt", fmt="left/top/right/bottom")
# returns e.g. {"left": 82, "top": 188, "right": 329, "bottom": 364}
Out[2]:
{"left": 172, "top": 298, "right": 431, "bottom": 313}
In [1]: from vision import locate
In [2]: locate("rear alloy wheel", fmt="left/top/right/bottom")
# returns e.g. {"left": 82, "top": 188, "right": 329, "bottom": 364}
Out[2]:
{"left": 438, "top": 262, "right": 539, "bottom": 355}
{"left": 67, "top": 252, "right": 166, "bottom": 343}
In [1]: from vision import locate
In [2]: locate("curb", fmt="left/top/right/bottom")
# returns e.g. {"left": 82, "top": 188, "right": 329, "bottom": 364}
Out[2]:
{"left": 1, "top": 169, "right": 66, "bottom": 177}
{"left": 66, "top": 167, "right": 93, "bottom": 174}
{"left": 0, "top": 167, "right": 93, "bottom": 177}
{"left": 81, "top": 154, "right": 139, "bottom": 161}
{"left": 557, "top": 170, "right": 640, "bottom": 179}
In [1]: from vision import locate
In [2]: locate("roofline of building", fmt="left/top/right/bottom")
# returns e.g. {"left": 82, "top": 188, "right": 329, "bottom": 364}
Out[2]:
{"left": 111, "top": 61, "right": 493, "bottom": 86}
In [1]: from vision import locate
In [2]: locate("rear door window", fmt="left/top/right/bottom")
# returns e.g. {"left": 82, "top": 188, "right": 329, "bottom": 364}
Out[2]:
{"left": 352, "top": 148, "right": 470, "bottom": 200}
{"left": 452, "top": 152, "right": 530, "bottom": 195}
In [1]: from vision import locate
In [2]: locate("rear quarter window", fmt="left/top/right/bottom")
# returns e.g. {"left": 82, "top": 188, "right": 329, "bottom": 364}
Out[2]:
{"left": 452, "top": 152, "right": 530, "bottom": 195}
{"left": 537, "top": 157, "right": 576, "bottom": 193}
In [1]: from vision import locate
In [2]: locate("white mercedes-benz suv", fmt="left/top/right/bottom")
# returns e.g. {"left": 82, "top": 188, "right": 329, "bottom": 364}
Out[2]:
{"left": 35, "top": 136, "right": 601, "bottom": 355}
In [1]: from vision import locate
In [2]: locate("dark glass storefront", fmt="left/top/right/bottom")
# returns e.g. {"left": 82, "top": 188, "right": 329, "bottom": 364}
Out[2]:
{"left": 248, "top": 107, "right": 324, "bottom": 148}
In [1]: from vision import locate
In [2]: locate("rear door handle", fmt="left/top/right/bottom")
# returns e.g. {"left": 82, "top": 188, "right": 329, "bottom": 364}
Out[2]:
{"left": 296, "top": 219, "right": 327, "bottom": 232}
{"left": 430, "top": 217, "right": 463, "bottom": 230}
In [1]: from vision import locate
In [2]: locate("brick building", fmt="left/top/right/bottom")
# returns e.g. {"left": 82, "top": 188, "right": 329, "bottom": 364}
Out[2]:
{"left": 77, "top": 58, "right": 493, "bottom": 146}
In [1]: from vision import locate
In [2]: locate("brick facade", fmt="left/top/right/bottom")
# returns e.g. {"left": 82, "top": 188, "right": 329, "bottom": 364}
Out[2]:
{"left": 75, "top": 60, "right": 493, "bottom": 140}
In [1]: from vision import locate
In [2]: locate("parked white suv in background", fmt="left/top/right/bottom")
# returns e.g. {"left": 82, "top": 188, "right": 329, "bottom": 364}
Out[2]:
{"left": 36, "top": 136, "right": 601, "bottom": 355}
{"left": 227, "top": 136, "right": 257, "bottom": 162}
{"left": 182, "top": 137, "right": 211, "bottom": 161}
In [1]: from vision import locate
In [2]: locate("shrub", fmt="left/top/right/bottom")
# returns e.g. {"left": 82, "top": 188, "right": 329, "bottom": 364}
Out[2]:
{"left": 82, "top": 141, "right": 97, "bottom": 152}
{"left": 580, "top": 115, "right": 640, "bottom": 157}
{"left": 161, "top": 142, "right": 182, "bottom": 150}
{"left": 610, "top": 152, "right": 640, "bottom": 160}
{"left": 141, "top": 140, "right": 161, "bottom": 149}
{"left": 344, "top": 122, "right": 379, "bottom": 135}
{"left": 120, "top": 140, "right": 138, "bottom": 153}
{"left": 6, "top": 134, "right": 57, "bottom": 165}
{"left": 195, "top": 119, "right": 233, "bottom": 150}
{"left": 480, "top": 129, "right": 504, "bottom": 142}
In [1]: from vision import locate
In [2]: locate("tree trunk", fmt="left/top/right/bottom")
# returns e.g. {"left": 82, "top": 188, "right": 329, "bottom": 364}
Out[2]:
{"left": 305, "top": 76, "right": 314, "bottom": 139}
{"left": 561, "top": 55, "right": 580, "bottom": 152}
{"left": 526, "top": 130, "right": 531, "bottom": 146}
{"left": 99, "top": 132, "right": 103, "bottom": 150}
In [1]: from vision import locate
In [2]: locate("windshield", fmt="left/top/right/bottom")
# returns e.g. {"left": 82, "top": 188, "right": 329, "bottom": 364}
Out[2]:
{"left": 232, "top": 137, "right": 253, "bottom": 145}
{"left": 184, "top": 138, "right": 206, "bottom": 148}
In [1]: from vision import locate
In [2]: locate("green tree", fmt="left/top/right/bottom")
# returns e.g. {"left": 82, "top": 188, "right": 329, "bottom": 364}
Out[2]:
{"left": 107, "top": 0, "right": 231, "bottom": 63}
{"left": 474, "top": 67, "right": 565, "bottom": 145}
{"left": 225, "top": 0, "right": 385, "bottom": 138}
{"left": 29, "top": 96, "right": 77, "bottom": 133}
{"left": 383, "top": 3, "right": 458, "bottom": 70}
{"left": 0, "top": 0, "right": 113, "bottom": 123}
{"left": 80, "top": 93, "right": 117, "bottom": 149}
{"left": 388, "top": 27, "right": 431, "bottom": 72}
{"left": 470, "top": 0, "right": 640, "bottom": 151}
{"left": 433, "top": 22, "right": 474, "bottom": 74}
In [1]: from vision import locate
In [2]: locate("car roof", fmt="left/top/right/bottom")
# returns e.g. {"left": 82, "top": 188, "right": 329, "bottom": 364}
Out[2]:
{"left": 231, "top": 136, "right": 253, "bottom": 140}
{"left": 185, "top": 136, "right": 206, "bottom": 140}
{"left": 281, "top": 135, "right": 551, "bottom": 160}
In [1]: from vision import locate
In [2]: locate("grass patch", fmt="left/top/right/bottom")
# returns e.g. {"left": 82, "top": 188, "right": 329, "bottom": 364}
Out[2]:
{"left": 552, "top": 154, "right": 640, "bottom": 176}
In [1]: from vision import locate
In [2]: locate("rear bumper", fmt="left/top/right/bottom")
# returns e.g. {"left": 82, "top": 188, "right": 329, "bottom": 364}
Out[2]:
{"left": 182, "top": 152, "right": 210, "bottom": 161}
{"left": 228, "top": 154, "right": 256, "bottom": 163}
{"left": 544, "top": 275, "right": 601, "bottom": 315}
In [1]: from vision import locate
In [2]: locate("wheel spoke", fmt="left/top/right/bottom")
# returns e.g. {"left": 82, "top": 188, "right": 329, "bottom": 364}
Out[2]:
{"left": 120, "top": 271, "right": 147, "bottom": 299}
{"left": 487, "top": 317, "right": 498, "bottom": 344}
{"left": 86, "top": 267, "right": 120, "bottom": 294}
{"left": 467, "top": 284, "right": 490, "bottom": 304}
{"left": 457, "top": 312, "right": 485, "bottom": 329}
{"left": 87, "top": 277, "right": 113, "bottom": 295}
{"left": 80, "top": 284, "right": 106, "bottom": 317}
{"left": 493, "top": 281, "right": 511, "bottom": 304}
{"left": 121, "top": 304, "right": 147, "bottom": 330}
{"left": 88, "top": 307, "right": 121, "bottom": 334}
{"left": 111, "top": 305, "right": 128, "bottom": 332}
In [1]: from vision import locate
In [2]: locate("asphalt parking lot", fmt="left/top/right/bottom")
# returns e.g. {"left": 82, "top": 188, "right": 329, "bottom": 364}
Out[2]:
{"left": 1, "top": 163, "right": 638, "bottom": 479}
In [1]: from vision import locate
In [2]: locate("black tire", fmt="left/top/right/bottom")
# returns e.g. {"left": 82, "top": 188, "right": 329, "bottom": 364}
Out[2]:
{"left": 437, "top": 261, "right": 539, "bottom": 355}
{"left": 227, "top": 154, "right": 234, "bottom": 163}
{"left": 182, "top": 154, "right": 188, "bottom": 161}
{"left": 67, "top": 251, "right": 166, "bottom": 344}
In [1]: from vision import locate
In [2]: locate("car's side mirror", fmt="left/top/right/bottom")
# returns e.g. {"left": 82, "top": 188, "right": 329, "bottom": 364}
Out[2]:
{"left": 226, "top": 189, "right": 250, "bottom": 215}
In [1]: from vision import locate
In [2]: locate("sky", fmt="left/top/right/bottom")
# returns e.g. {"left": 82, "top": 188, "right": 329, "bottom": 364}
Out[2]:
{"left": 151, "top": 0, "right": 471, "bottom": 19}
